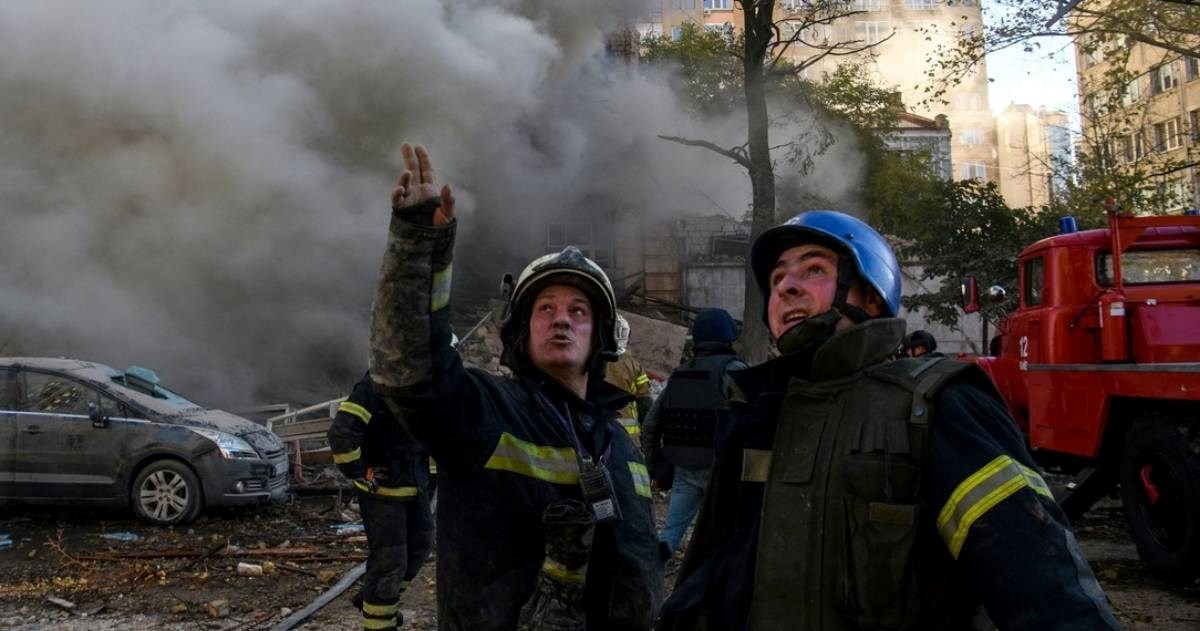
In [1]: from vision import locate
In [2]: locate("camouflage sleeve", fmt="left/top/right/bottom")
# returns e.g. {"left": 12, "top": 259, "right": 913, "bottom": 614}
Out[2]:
{"left": 369, "top": 206, "right": 456, "bottom": 396}
{"left": 326, "top": 377, "right": 374, "bottom": 480}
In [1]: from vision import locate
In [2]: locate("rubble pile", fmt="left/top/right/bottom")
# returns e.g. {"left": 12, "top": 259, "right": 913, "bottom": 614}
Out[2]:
{"left": 457, "top": 319, "right": 508, "bottom": 377}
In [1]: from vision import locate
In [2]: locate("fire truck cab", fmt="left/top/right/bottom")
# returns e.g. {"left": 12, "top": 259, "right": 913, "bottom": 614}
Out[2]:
{"left": 967, "top": 210, "right": 1200, "bottom": 582}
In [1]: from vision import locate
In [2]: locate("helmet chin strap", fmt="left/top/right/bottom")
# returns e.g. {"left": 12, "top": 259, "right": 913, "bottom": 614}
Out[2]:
{"left": 833, "top": 257, "right": 873, "bottom": 324}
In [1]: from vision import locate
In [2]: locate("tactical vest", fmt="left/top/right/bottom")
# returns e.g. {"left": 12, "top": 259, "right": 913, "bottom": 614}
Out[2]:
{"left": 658, "top": 353, "right": 736, "bottom": 469}
{"left": 750, "top": 354, "right": 983, "bottom": 631}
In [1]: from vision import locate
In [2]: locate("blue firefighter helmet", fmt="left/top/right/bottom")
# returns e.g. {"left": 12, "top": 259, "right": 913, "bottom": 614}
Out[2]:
{"left": 749, "top": 210, "right": 902, "bottom": 320}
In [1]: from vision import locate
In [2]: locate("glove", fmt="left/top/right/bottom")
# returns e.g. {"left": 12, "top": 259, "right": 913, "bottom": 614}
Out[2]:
{"left": 517, "top": 500, "right": 595, "bottom": 631}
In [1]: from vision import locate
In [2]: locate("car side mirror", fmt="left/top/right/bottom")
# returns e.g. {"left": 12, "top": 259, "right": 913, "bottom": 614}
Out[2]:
{"left": 88, "top": 401, "right": 108, "bottom": 428}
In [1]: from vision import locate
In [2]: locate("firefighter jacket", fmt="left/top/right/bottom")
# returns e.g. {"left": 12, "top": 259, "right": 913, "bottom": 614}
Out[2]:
{"left": 605, "top": 353, "right": 653, "bottom": 433}
{"left": 368, "top": 207, "right": 663, "bottom": 631}
{"left": 656, "top": 318, "right": 1119, "bottom": 631}
{"left": 327, "top": 373, "right": 429, "bottom": 500}
{"left": 642, "top": 343, "right": 745, "bottom": 469}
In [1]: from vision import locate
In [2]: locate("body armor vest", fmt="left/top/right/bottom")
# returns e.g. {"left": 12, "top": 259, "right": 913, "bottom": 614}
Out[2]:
{"left": 658, "top": 353, "right": 736, "bottom": 469}
{"left": 750, "top": 328, "right": 982, "bottom": 631}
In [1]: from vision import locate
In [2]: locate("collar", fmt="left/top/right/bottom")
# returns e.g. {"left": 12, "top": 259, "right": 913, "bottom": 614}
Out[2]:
{"left": 520, "top": 365, "right": 632, "bottom": 415}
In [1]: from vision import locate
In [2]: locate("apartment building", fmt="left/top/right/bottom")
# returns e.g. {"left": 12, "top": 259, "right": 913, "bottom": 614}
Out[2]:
{"left": 995, "top": 104, "right": 1072, "bottom": 208}
{"left": 1075, "top": 28, "right": 1200, "bottom": 211}
{"left": 638, "top": 0, "right": 999, "bottom": 188}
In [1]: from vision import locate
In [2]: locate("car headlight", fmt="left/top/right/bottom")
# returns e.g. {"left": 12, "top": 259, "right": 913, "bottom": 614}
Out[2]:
{"left": 187, "top": 428, "right": 260, "bottom": 459}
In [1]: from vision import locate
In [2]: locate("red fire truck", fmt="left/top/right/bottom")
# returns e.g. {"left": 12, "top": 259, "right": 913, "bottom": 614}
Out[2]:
{"left": 963, "top": 207, "right": 1200, "bottom": 582}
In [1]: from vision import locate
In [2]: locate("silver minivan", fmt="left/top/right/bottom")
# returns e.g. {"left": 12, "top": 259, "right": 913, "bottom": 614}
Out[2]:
{"left": 0, "top": 358, "right": 289, "bottom": 525}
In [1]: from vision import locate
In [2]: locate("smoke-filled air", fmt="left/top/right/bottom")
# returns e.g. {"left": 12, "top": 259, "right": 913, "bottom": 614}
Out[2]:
{"left": 0, "top": 0, "right": 864, "bottom": 407}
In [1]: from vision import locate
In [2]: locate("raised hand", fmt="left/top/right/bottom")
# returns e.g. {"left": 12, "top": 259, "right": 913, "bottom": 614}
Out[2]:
{"left": 391, "top": 143, "right": 456, "bottom": 227}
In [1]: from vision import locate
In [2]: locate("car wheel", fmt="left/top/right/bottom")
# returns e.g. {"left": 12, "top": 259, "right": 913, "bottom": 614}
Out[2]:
{"left": 1119, "top": 420, "right": 1200, "bottom": 583}
{"left": 132, "top": 459, "right": 203, "bottom": 526}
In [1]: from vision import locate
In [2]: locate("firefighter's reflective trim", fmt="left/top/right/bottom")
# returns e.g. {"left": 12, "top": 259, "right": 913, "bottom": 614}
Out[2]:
{"left": 428, "top": 459, "right": 438, "bottom": 475}
{"left": 618, "top": 417, "right": 641, "bottom": 436}
{"left": 937, "top": 455, "right": 1055, "bottom": 558}
{"left": 634, "top": 373, "right": 651, "bottom": 388}
{"left": 338, "top": 401, "right": 372, "bottom": 424}
{"left": 333, "top": 447, "right": 362, "bottom": 464}
{"left": 362, "top": 600, "right": 398, "bottom": 617}
{"left": 431, "top": 264, "right": 452, "bottom": 312}
{"left": 363, "top": 613, "right": 398, "bottom": 630}
{"left": 741, "top": 449, "right": 773, "bottom": 483}
{"left": 353, "top": 480, "right": 420, "bottom": 497}
{"left": 542, "top": 558, "right": 587, "bottom": 584}
{"left": 628, "top": 461, "right": 652, "bottom": 498}
{"left": 484, "top": 432, "right": 580, "bottom": 485}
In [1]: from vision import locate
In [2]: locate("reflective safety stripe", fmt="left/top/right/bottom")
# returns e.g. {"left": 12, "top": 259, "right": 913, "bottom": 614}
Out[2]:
{"left": 428, "top": 459, "right": 438, "bottom": 474}
{"left": 333, "top": 448, "right": 361, "bottom": 464}
{"left": 542, "top": 558, "right": 586, "bottom": 584}
{"left": 741, "top": 448, "right": 772, "bottom": 483}
{"left": 634, "top": 373, "right": 651, "bottom": 387}
{"left": 484, "top": 432, "right": 580, "bottom": 485}
{"left": 431, "top": 265, "right": 452, "bottom": 312}
{"left": 353, "top": 480, "right": 419, "bottom": 498}
{"left": 362, "top": 601, "right": 398, "bottom": 617}
{"left": 338, "top": 401, "right": 372, "bottom": 424}
{"left": 937, "top": 455, "right": 1054, "bottom": 559}
{"left": 619, "top": 417, "right": 641, "bottom": 436}
{"left": 628, "top": 461, "right": 652, "bottom": 498}
{"left": 363, "top": 615, "right": 397, "bottom": 630}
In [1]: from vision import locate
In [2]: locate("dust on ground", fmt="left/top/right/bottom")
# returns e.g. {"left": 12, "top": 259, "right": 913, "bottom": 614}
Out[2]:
{"left": 1, "top": 489, "right": 1198, "bottom": 630}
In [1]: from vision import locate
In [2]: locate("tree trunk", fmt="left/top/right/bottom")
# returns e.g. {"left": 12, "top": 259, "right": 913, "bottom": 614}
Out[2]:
{"left": 738, "top": 0, "right": 778, "bottom": 364}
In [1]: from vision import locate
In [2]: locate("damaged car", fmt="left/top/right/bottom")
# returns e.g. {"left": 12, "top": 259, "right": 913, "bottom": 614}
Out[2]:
{"left": 0, "top": 358, "right": 289, "bottom": 525}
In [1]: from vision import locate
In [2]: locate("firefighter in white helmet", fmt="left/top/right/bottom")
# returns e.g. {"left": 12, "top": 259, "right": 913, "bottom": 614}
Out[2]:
{"left": 604, "top": 314, "right": 655, "bottom": 444}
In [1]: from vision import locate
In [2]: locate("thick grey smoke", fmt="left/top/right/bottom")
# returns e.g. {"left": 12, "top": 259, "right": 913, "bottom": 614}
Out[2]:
{"left": 0, "top": 1, "right": 863, "bottom": 406}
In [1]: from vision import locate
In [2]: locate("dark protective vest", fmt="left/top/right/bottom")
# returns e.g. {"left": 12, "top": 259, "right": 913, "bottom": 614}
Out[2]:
{"left": 658, "top": 353, "right": 737, "bottom": 469}
{"left": 749, "top": 319, "right": 984, "bottom": 631}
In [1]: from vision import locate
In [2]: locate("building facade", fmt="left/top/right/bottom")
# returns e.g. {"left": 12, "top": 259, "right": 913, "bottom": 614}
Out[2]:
{"left": 995, "top": 104, "right": 1072, "bottom": 208}
{"left": 638, "top": 0, "right": 999, "bottom": 188}
{"left": 1074, "top": 26, "right": 1200, "bottom": 211}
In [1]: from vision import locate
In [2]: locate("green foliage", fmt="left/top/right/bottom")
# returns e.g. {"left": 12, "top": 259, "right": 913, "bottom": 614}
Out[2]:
{"left": 889, "top": 179, "right": 1060, "bottom": 328}
{"left": 642, "top": 23, "right": 743, "bottom": 117}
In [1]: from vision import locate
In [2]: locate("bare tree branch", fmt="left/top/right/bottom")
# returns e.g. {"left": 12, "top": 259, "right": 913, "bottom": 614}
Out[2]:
{"left": 658, "top": 134, "right": 753, "bottom": 169}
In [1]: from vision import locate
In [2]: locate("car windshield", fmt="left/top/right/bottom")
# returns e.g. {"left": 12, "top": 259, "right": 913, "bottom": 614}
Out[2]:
{"left": 107, "top": 368, "right": 200, "bottom": 410}
{"left": 1097, "top": 248, "right": 1200, "bottom": 286}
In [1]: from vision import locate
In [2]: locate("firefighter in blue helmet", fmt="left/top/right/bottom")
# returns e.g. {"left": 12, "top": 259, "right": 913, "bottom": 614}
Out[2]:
{"left": 656, "top": 210, "right": 1118, "bottom": 630}
{"left": 367, "top": 144, "right": 661, "bottom": 631}
{"left": 328, "top": 373, "right": 433, "bottom": 631}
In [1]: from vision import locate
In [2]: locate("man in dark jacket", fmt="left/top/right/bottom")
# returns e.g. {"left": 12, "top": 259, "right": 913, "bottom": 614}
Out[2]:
{"left": 657, "top": 210, "right": 1118, "bottom": 630}
{"left": 367, "top": 144, "right": 661, "bottom": 631}
{"left": 642, "top": 308, "right": 745, "bottom": 558}
{"left": 328, "top": 374, "right": 433, "bottom": 631}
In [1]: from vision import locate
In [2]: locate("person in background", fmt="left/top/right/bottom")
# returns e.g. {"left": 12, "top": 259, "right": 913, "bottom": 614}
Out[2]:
{"left": 605, "top": 314, "right": 655, "bottom": 444}
{"left": 642, "top": 308, "right": 744, "bottom": 560}
{"left": 328, "top": 373, "right": 434, "bottom": 631}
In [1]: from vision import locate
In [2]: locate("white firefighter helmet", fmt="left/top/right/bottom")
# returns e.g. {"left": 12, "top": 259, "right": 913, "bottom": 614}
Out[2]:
{"left": 499, "top": 246, "right": 619, "bottom": 369}
{"left": 614, "top": 314, "right": 630, "bottom": 356}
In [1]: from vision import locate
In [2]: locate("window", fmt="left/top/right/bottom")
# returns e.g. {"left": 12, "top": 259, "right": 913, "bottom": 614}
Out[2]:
{"left": 0, "top": 368, "right": 17, "bottom": 410}
{"left": 1154, "top": 118, "right": 1181, "bottom": 151}
{"left": 959, "top": 127, "right": 981, "bottom": 146}
{"left": 1134, "top": 131, "right": 1146, "bottom": 160}
{"left": 1097, "top": 248, "right": 1200, "bottom": 285}
{"left": 1151, "top": 62, "right": 1178, "bottom": 94}
{"left": 1120, "top": 135, "right": 1134, "bottom": 163}
{"left": 1191, "top": 109, "right": 1200, "bottom": 141}
{"left": 1187, "top": 56, "right": 1200, "bottom": 82}
{"left": 671, "top": 0, "right": 681, "bottom": 8}
{"left": 1121, "top": 76, "right": 1141, "bottom": 105}
{"left": 959, "top": 161, "right": 986, "bottom": 180}
{"left": 671, "top": 26, "right": 683, "bottom": 41}
{"left": 802, "top": 24, "right": 832, "bottom": 44}
{"left": 906, "top": 0, "right": 939, "bottom": 10}
{"left": 703, "top": 0, "right": 732, "bottom": 9}
{"left": 685, "top": 0, "right": 696, "bottom": 8}
{"left": 851, "top": 0, "right": 884, "bottom": 10}
{"left": 20, "top": 372, "right": 93, "bottom": 415}
{"left": 854, "top": 21, "right": 890, "bottom": 45}
{"left": 1024, "top": 258, "right": 1045, "bottom": 307}
{"left": 1087, "top": 89, "right": 1110, "bottom": 116}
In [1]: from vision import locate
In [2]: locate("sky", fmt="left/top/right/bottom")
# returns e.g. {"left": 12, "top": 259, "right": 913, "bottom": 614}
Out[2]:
{"left": 981, "top": 3, "right": 1082, "bottom": 121}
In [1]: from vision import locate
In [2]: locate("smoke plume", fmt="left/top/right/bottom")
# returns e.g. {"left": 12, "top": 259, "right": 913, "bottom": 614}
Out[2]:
{"left": 0, "top": 1, "right": 863, "bottom": 406}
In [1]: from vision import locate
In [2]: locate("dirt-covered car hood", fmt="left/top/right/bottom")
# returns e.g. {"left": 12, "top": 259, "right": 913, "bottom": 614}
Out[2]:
{"left": 168, "top": 409, "right": 284, "bottom": 454}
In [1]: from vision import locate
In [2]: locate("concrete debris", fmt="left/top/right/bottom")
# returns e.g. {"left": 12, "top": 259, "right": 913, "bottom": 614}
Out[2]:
{"left": 237, "top": 562, "right": 264, "bottom": 576}
{"left": 99, "top": 532, "right": 139, "bottom": 543}
{"left": 330, "top": 522, "right": 364, "bottom": 536}
{"left": 169, "top": 602, "right": 188, "bottom": 614}
{"left": 205, "top": 598, "right": 230, "bottom": 618}
{"left": 46, "top": 596, "right": 76, "bottom": 612}
{"left": 262, "top": 560, "right": 277, "bottom": 575}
